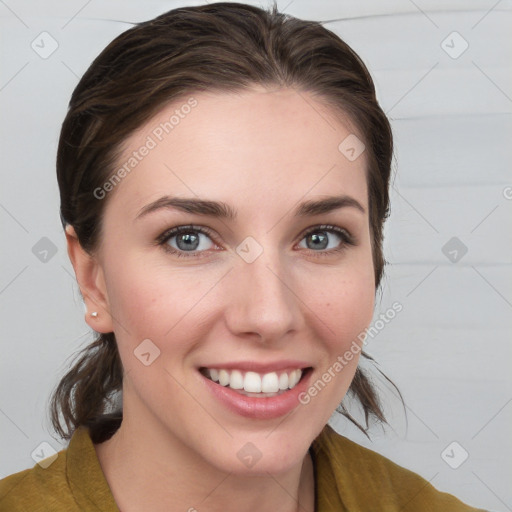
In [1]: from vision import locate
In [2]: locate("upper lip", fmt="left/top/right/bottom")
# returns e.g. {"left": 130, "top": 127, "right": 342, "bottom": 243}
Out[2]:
{"left": 199, "top": 360, "right": 312, "bottom": 373}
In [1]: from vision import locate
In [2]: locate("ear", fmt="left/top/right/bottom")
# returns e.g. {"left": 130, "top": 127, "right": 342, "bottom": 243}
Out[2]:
{"left": 65, "top": 225, "right": 114, "bottom": 333}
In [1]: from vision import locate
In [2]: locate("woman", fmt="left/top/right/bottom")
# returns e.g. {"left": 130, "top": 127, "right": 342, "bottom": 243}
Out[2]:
{"left": 0, "top": 3, "right": 487, "bottom": 511}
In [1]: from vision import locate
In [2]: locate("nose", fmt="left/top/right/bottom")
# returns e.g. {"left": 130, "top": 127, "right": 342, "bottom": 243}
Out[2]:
{"left": 223, "top": 248, "right": 304, "bottom": 344}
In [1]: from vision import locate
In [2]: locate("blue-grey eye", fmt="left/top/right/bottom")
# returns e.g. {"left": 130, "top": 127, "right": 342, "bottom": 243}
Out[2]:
{"left": 167, "top": 230, "right": 214, "bottom": 252}
{"left": 298, "top": 229, "right": 344, "bottom": 251}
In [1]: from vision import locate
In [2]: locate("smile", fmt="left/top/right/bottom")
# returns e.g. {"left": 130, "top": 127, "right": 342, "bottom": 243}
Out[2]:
{"left": 198, "top": 363, "right": 313, "bottom": 419}
{"left": 200, "top": 367, "right": 304, "bottom": 396}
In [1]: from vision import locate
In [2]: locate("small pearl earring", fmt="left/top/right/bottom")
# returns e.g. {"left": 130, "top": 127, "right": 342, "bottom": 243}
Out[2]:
{"left": 91, "top": 312, "right": 98, "bottom": 318}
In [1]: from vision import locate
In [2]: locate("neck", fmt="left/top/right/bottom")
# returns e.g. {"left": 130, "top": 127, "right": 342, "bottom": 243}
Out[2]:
{"left": 94, "top": 412, "right": 315, "bottom": 512}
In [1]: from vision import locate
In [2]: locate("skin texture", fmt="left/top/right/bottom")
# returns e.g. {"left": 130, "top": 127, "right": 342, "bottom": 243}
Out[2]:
{"left": 66, "top": 86, "right": 376, "bottom": 512}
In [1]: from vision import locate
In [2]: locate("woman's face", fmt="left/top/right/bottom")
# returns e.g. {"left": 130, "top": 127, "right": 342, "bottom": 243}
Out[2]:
{"left": 90, "top": 86, "right": 375, "bottom": 474}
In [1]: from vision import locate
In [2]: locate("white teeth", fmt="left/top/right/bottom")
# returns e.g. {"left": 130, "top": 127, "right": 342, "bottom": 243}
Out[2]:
{"left": 244, "top": 372, "right": 261, "bottom": 393}
{"left": 205, "top": 368, "right": 304, "bottom": 394}
{"left": 230, "top": 370, "right": 244, "bottom": 390}
{"left": 278, "top": 372, "right": 289, "bottom": 390}
{"left": 261, "top": 372, "right": 279, "bottom": 393}
{"left": 289, "top": 369, "right": 301, "bottom": 388}
{"left": 218, "top": 369, "right": 230, "bottom": 386}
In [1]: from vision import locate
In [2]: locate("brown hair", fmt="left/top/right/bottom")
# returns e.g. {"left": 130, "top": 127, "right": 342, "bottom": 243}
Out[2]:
{"left": 52, "top": 2, "right": 397, "bottom": 443}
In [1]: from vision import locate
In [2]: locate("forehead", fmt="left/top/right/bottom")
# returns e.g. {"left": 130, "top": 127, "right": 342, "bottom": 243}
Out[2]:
{"left": 106, "top": 87, "right": 368, "bottom": 219}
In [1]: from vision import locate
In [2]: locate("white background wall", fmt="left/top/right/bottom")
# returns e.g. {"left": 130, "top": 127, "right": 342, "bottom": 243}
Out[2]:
{"left": 1, "top": 1, "right": 510, "bottom": 510}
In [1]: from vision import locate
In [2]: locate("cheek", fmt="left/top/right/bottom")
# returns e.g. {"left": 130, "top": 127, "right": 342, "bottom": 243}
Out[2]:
{"left": 317, "top": 277, "right": 374, "bottom": 383}
{"left": 303, "top": 255, "right": 376, "bottom": 347}
{"left": 101, "top": 254, "right": 222, "bottom": 350}
{"left": 296, "top": 258, "right": 375, "bottom": 416}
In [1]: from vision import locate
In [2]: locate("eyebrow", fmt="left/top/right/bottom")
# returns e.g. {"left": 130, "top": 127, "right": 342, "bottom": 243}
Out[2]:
{"left": 135, "top": 194, "right": 365, "bottom": 221}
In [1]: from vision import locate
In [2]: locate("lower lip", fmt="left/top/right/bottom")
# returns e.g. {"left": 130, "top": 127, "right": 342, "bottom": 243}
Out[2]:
{"left": 199, "top": 369, "right": 313, "bottom": 420}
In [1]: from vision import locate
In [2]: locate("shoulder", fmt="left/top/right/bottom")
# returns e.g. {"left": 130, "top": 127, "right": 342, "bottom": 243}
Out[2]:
{"left": 0, "top": 447, "right": 74, "bottom": 511}
{"left": 312, "top": 425, "right": 486, "bottom": 511}
{"left": 0, "top": 427, "right": 119, "bottom": 512}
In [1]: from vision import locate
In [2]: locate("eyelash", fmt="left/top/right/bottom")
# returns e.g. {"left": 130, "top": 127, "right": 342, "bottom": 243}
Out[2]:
{"left": 156, "top": 225, "right": 218, "bottom": 259}
{"left": 300, "top": 224, "right": 356, "bottom": 257}
{"left": 155, "top": 224, "right": 356, "bottom": 259}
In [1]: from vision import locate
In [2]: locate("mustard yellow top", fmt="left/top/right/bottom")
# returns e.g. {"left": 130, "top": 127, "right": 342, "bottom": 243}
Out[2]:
{"left": 0, "top": 424, "right": 485, "bottom": 511}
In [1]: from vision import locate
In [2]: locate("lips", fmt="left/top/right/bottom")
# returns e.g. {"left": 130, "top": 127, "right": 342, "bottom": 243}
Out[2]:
{"left": 199, "top": 365, "right": 313, "bottom": 419}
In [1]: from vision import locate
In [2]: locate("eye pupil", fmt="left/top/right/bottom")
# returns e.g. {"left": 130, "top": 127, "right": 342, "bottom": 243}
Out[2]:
{"left": 308, "top": 232, "right": 328, "bottom": 250}
{"left": 177, "top": 232, "right": 199, "bottom": 251}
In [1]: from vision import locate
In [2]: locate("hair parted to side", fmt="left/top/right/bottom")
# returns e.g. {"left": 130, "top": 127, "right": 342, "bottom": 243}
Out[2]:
{"left": 52, "top": 2, "right": 397, "bottom": 443}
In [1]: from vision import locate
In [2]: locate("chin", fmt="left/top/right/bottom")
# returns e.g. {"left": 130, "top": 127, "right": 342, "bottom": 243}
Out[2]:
{"left": 200, "top": 427, "right": 314, "bottom": 476}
